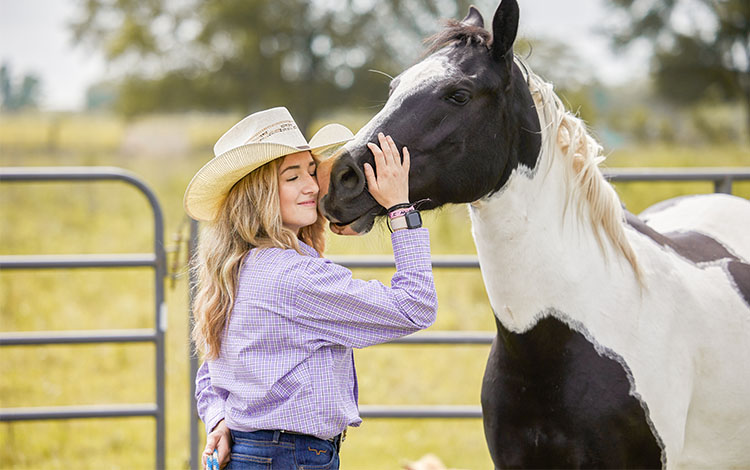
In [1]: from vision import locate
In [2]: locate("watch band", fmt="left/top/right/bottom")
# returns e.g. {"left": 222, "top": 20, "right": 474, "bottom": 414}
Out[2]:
{"left": 390, "top": 215, "right": 408, "bottom": 231}
{"left": 389, "top": 209, "right": 422, "bottom": 231}
{"left": 388, "top": 205, "right": 415, "bottom": 219}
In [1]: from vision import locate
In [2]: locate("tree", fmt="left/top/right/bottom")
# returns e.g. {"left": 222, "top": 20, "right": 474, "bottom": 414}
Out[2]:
{"left": 70, "top": 0, "right": 481, "bottom": 128}
{"left": 604, "top": 0, "right": 750, "bottom": 136}
{"left": 1, "top": 63, "right": 41, "bottom": 112}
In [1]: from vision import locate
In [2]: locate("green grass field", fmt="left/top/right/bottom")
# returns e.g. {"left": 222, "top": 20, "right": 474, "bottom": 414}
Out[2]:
{"left": 1, "top": 112, "right": 748, "bottom": 469}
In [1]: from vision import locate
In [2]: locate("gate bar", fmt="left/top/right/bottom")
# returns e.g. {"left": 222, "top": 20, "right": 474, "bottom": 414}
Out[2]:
{"left": 604, "top": 167, "right": 750, "bottom": 194}
{"left": 360, "top": 405, "right": 483, "bottom": 419}
{"left": 0, "top": 404, "right": 159, "bottom": 421}
{"left": 0, "top": 329, "right": 157, "bottom": 346}
{"left": 0, "top": 254, "right": 157, "bottom": 269}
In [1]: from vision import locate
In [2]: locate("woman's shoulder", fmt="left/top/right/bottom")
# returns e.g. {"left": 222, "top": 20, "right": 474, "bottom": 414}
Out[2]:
{"left": 234, "top": 247, "right": 310, "bottom": 302}
{"left": 238, "top": 245, "right": 322, "bottom": 281}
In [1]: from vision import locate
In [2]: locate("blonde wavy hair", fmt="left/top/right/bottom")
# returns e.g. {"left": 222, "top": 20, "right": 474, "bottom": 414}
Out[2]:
{"left": 191, "top": 155, "right": 327, "bottom": 359}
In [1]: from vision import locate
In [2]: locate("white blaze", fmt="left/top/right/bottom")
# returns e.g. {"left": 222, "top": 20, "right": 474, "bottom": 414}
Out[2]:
{"left": 344, "top": 51, "right": 460, "bottom": 150}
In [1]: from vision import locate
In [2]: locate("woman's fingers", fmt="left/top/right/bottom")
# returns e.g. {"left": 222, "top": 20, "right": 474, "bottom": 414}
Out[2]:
{"left": 377, "top": 133, "right": 395, "bottom": 165}
{"left": 367, "top": 142, "right": 386, "bottom": 170}
{"left": 203, "top": 434, "right": 218, "bottom": 469}
{"left": 386, "top": 135, "right": 401, "bottom": 165}
{"left": 364, "top": 163, "right": 377, "bottom": 191}
{"left": 365, "top": 133, "right": 410, "bottom": 208}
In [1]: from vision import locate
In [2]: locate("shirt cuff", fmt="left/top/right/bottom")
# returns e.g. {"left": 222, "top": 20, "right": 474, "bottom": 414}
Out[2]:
{"left": 391, "top": 227, "right": 432, "bottom": 272}
{"left": 204, "top": 406, "right": 225, "bottom": 435}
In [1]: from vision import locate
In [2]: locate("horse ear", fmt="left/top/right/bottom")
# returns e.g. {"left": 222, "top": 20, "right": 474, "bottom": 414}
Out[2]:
{"left": 461, "top": 5, "right": 484, "bottom": 28}
{"left": 490, "top": 0, "right": 519, "bottom": 63}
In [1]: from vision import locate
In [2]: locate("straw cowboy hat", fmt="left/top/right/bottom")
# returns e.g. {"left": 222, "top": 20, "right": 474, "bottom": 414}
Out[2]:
{"left": 184, "top": 107, "right": 353, "bottom": 221}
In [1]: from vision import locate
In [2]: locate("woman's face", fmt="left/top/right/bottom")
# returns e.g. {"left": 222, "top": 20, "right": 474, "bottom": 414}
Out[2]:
{"left": 278, "top": 151, "right": 319, "bottom": 234}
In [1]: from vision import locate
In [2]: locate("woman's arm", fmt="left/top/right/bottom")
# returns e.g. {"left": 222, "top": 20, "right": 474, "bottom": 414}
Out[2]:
{"left": 294, "top": 228, "right": 437, "bottom": 348}
{"left": 195, "top": 361, "right": 228, "bottom": 434}
{"left": 292, "top": 133, "right": 437, "bottom": 348}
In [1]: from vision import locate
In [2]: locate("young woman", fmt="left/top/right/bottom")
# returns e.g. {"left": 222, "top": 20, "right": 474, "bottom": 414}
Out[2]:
{"left": 185, "top": 107, "right": 437, "bottom": 470}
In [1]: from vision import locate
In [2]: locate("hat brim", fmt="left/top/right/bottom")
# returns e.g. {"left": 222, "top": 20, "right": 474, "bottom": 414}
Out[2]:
{"left": 184, "top": 123, "right": 353, "bottom": 221}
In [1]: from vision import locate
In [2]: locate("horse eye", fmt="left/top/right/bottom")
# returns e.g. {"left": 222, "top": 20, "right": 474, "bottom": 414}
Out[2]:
{"left": 446, "top": 90, "right": 471, "bottom": 105}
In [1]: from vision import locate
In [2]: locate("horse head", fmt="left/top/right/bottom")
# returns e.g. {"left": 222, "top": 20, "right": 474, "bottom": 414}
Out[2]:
{"left": 320, "top": 0, "right": 541, "bottom": 234}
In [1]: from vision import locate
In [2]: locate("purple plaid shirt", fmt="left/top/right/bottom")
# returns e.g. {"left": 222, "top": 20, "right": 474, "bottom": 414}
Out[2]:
{"left": 196, "top": 227, "right": 437, "bottom": 439}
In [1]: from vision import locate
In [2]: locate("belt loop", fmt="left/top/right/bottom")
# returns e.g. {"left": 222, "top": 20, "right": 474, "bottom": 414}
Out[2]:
{"left": 333, "top": 434, "right": 342, "bottom": 453}
{"left": 272, "top": 430, "right": 281, "bottom": 443}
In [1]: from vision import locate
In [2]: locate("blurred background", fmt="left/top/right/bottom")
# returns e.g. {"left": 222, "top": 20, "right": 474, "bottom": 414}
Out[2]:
{"left": 1, "top": 0, "right": 748, "bottom": 468}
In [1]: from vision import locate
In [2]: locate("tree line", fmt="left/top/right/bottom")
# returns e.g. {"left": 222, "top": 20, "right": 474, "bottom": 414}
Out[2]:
{"left": 4, "top": 0, "right": 748, "bottom": 139}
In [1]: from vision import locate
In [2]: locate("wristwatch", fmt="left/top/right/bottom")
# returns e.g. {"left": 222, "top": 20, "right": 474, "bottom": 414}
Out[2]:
{"left": 390, "top": 209, "right": 422, "bottom": 230}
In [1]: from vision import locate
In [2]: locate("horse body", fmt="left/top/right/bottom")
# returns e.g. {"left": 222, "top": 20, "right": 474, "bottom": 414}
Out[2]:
{"left": 320, "top": 0, "right": 750, "bottom": 467}
{"left": 470, "top": 142, "right": 750, "bottom": 467}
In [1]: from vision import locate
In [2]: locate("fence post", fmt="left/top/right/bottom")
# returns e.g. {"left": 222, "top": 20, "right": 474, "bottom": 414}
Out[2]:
{"left": 714, "top": 176, "right": 733, "bottom": 194}
{"left": 189, "top": 219, "right": 201, "bottom": 470}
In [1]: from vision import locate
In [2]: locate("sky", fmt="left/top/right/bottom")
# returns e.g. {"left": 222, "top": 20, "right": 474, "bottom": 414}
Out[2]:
{"left": 0, "top": 0, "right": 650, "bottom": 111}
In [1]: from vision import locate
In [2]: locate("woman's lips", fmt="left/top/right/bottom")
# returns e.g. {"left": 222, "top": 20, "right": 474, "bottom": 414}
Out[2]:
{"left": 299, "top": 200, "right": 317, "bottom": 207}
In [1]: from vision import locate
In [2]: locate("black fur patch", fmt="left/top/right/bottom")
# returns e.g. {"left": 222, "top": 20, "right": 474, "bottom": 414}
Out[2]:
{"left": 482, "top": 315, "right": 662, "bottom": 468}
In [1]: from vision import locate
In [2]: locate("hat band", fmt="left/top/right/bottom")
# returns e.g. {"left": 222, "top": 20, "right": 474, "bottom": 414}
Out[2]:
{"left": 246, "top": 120, "right": 298, "bottom": 144}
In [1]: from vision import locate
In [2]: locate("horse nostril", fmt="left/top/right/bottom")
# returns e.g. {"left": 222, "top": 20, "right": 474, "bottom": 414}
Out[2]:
{"left": 331, "top": 155, "right": 365, "bottom": 197}
{"left": 340, "top": 168, "right": 358, "bottom": 189}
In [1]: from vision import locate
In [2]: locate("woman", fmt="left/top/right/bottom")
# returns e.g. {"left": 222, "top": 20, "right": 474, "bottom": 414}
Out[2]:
{"left": 185, "top": 107, "right": 437, "bottom": 470}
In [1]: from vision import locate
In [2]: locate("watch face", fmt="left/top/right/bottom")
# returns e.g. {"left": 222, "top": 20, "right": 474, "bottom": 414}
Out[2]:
{"left": 405, "top": 210, "right": 422, "bottom": 229}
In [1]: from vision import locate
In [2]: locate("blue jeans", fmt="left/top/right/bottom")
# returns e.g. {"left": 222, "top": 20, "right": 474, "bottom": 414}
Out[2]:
{"left": 227, "top": 429, "right": 341, "bottom": 470}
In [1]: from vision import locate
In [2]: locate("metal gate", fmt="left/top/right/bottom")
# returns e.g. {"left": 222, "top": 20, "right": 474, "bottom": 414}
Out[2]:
{"left": 0, "top": 167, "right": 167, "bottom": 470}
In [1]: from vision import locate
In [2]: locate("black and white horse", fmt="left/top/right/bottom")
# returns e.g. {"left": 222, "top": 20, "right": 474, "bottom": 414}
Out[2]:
{"left": 319, "top": 0, "right": 750, "bottom": 468}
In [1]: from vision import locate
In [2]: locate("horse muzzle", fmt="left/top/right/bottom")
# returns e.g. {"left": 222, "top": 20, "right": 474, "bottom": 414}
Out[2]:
{"left": 318, "top": 148, "right": 381, "bottom": 235}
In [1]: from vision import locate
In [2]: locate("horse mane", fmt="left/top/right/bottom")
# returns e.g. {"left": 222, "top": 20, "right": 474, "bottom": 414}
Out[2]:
{"left": 424, "top": 19, "right": 491, "bottom": 55}
{"left": 517, "top": 59, "right": 643, "bottom": 282}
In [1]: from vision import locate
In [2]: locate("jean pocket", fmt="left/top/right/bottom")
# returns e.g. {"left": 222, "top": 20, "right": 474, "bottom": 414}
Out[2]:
{"left": 295, "top": 438, "right": 337, "bottom": 470}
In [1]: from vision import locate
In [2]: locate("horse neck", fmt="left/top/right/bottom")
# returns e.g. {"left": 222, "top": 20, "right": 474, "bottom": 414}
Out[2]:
{"left": 469, "top": 95, "right": 639, "bottom": 332}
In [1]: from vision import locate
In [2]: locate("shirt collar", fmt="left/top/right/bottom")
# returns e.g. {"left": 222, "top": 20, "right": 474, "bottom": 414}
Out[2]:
{"left": 298, "top": 239, "right": 319, "bottom": 257}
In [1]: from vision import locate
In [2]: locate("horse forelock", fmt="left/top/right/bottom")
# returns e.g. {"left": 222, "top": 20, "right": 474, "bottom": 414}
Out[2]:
{"left": 424, "top": 19, "right": 492, "bottom": 56}
{"left": 519, "top": 59, "right": 642, "bottom": 283}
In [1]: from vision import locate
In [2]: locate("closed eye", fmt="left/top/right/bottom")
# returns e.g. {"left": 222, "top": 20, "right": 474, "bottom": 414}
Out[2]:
{"left": 446, "top": 89, "right": 471, "bottom": 105}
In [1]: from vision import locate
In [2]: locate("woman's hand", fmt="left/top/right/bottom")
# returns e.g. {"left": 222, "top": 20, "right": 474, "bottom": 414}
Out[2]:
{"left": 203, "top": 419, "right": 231, "bottom": 470}
{"left": 364, "top": 132, "right": 410, "bottom": 209}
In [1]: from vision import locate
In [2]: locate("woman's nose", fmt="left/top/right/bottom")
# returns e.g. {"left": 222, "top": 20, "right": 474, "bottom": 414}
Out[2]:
{"left": 303, "top": 173, "right": 319, "bottom": 194}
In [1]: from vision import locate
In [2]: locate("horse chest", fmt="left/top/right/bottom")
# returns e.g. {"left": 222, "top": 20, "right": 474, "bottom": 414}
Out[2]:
{"left": 481, "top": 315, "right": 663, "bottom": 469}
